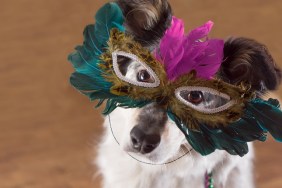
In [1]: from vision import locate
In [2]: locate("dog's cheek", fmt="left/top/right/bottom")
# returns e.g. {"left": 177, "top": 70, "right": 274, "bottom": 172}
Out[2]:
{"left": 107, "top": 108, "right": 137, "bottom": 147}
{"left": 163, "top": 120, "right": 185, "bottom": 149}
{"left": 151, "top": 121, "right": 186, "bottom": 162}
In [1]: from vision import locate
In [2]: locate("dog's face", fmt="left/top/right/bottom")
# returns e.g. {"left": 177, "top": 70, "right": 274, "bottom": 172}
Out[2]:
{"left": 110, "top": 59, "right": 189, "bottom": 163}
{"left": 108, "top": 0, "right": 282, "bottom": 163}
{"left": 109, "top": 104, "right": 189, "bottom": 164}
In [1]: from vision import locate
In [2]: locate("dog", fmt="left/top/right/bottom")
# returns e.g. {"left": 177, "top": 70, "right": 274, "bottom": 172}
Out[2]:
{"left": 95, "top": 1, "right": 282, "bottom": 187}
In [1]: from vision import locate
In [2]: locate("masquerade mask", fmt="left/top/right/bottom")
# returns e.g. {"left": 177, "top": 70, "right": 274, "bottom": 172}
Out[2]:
{"left": 69, "top": 2, "right": 282, "bottom": 156}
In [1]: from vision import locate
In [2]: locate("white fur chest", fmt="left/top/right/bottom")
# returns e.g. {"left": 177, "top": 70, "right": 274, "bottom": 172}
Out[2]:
{"left": 96, "top": 123, "right": 255, "bottom": 188}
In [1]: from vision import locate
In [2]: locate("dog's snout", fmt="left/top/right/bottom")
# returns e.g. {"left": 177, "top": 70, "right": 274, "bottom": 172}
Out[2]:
{"left": 130, "top": 126, "right": 160, "bottom": 154}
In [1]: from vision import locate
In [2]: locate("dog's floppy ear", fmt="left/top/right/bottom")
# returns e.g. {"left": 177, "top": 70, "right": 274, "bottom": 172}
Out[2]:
{"left": 116, "top": 0, "right": 172, "bottom": 47}
{"left": 218, "top": 37, "right": 281, "bottom": 94}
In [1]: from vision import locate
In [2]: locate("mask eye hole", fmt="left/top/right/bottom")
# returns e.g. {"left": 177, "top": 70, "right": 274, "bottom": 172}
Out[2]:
{"left": 112, "top": 51, "right": 160, "bottom": 87}
{"left": 175, "top": 86, "right": 236, "bottom": 114}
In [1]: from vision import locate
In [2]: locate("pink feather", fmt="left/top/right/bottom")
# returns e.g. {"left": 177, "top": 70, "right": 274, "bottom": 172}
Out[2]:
{"left": 155, "top": 17, "right": 224, "bottom": 80}
{"left": 155, "top": 17, "right": 185, "bottom": 75}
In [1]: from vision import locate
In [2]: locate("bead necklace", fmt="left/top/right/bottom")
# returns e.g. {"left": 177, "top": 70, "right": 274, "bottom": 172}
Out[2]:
{"left": 205, "top": 172, "right": 214, "bottom": 188}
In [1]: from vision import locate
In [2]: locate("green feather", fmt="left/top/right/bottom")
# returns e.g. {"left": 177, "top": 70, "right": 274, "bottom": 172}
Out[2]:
{"left": 199, "top": 124, "right": 249, "bottom": 156}
{"left": 103, "top": 98, "right": 150, "bottom": 115}
{"left": 69, "top": 2, "right": 125, "bottom": 74}
{"left": 70, "top": 72, "right": 112, "bottom": 91}
{"left": 68, "top": 2, "right": 149, "bottom": 112}
{"left": 168, "top": 109, "right": 248, "bottom": 156}
{"left": 167, "top": 110, "right": 216, "bottom": 156}
{"left": 168, "top": 98, "right": 282, "bottom": 157}
{"left": 222, "top": 116, "right": 267, "bottom": 142}
{"left": 93, "top": 2, "right": 125, "bottom": 52}
{"left": 246, "top": 98, "right": 282, "bottom": 142}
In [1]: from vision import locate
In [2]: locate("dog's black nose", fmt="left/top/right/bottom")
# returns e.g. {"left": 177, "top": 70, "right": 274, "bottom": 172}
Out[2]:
{"left": 130, "top": 126, "right": 160, "bottom": 154}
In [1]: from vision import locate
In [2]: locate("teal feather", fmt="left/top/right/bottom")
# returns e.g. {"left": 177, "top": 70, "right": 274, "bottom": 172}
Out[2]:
{"left": 199, "top": 124, "right": 249, "bottom": 156}
{"left": 70, "top": 72, "right": 112, "bottom": 91}
{"left": 93, "top": 2, "right": 125, "bottom": 52}
{"left": 168, "top": 109, "right": 249, "bottom": 156}
{"left": 174, "top": 120, "right": 250, "bottom": 156}
{"left": 186, "top": 129, "right": 215, "bottom": 156}
{"left": 167, "top": 110, "right": 216, "bottom": 156}
{"left": 69, "top": 3, "right": 149, "bottom": 113}
{"left": 84, "top": 2, "right": 125, "bottom": 55}
{"left": 246, "top": 98, "right": 282, "bottom": 142}
{"left": 69, "top": 47, "right": 102, "bottom": 75}
{"left": 69, "top": 2, "right": 125, "bottom": 73}
{"left": 222, "top": 116, "right": 267, "bottom": 142}
{"left": 83, "top": 25, "right": 102, "bottom": 56}
{"left": 103, "top": 98, "right": 150, "bottom": 115}
{"left": 168, "top": 98, "right": 282, "bottom": 156}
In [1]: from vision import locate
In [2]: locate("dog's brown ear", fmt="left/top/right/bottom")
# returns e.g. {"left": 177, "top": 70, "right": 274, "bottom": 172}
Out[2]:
{"left": 116, "top": 0, "right": 172, "bottom": 47}
{"left": 217, "top": 37, "right": 281, "bottom": 94}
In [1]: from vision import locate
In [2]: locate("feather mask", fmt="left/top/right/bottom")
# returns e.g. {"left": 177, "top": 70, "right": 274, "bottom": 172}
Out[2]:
{"left": 69, "top": 2, "right": 282, "bottom": 157}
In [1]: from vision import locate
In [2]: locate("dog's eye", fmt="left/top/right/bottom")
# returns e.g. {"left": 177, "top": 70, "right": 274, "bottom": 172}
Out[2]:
{"left": 112, "top": 51, "right": 160, "bottom": 87}
{"left": 175, "top": 86, "right": 236, "bottom": 114}
{"left": 187, "top": 91, "right": 204, "bottom": 105}
{"left": 137, "top": 70, "right": 154, "bottom": 83}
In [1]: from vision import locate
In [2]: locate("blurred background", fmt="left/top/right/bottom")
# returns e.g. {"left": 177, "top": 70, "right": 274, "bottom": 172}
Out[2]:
{"left": 1, "top": 0, "right": 282, "bottom": 187}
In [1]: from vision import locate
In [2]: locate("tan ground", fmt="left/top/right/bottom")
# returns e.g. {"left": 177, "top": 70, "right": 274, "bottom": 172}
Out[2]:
{"left": 0, "top": 0, "right": 282, "bottom": 187}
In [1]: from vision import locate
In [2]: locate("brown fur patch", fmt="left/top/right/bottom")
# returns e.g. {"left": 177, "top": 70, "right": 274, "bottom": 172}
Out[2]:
{"left": 219, "top": 37, "right": 282, "bottom": 94}
{"left": 117, "top": 0, "right": 172, "bottom": 47}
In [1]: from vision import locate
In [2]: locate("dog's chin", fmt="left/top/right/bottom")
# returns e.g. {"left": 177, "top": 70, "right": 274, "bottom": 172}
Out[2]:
{"left": 127, "top": 151, "right": 162, "bottom": 164}
{"left": 123, "top": 143, "right": 192, "bottom": 164}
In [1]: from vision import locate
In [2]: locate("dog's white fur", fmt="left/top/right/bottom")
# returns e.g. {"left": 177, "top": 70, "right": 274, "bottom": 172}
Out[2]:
{"left": 96, "top": 106, "right": 256, "bottom": 188}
